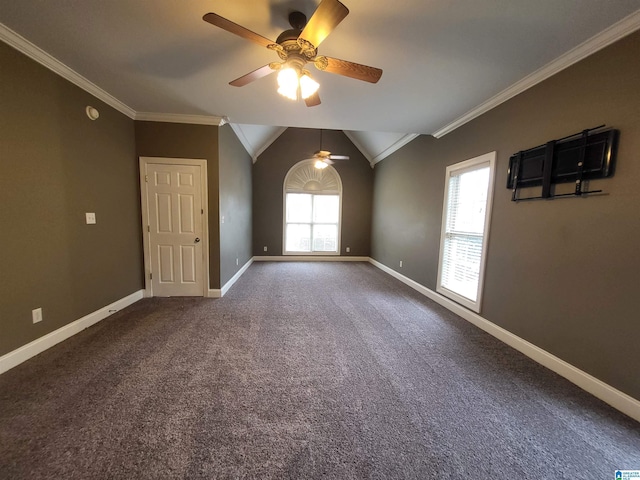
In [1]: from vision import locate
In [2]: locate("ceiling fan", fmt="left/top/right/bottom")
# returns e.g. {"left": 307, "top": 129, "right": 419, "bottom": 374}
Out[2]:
{"left": 203, "top": 0, "right": 383, "bottom": 106}
{"left": 305, "top": 130, "right": 350, "bottom": 169}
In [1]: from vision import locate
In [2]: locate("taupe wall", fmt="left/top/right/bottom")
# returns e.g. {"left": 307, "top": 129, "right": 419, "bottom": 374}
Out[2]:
{"left": 253, "top": 128, "right": 373, "bottom": 256}
{"left": 219, "top": 124, "right": 253, "bottom": 286}
{"left": 134, "top": 121, "right": 221, "bottom": 289}
{"left": 372, "top": 31, "right": 640, "bottom": 400}
{"left": 0, "top": 42, "right": 142, "bottom": 356}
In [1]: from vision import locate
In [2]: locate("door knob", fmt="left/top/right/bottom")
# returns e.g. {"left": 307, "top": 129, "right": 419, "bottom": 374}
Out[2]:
{"left": 194, "top": 237, "right": 200, "bottom": 243}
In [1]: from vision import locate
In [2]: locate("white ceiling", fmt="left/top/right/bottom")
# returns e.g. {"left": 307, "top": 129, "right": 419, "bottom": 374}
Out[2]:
{"left": 1, "top": 1, "right": 639, "bottom": 162}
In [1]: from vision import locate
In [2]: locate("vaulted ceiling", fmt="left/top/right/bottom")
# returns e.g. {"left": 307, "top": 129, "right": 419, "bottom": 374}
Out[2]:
{"left": 1, "top": 1, "right": 639, "bottom": 163}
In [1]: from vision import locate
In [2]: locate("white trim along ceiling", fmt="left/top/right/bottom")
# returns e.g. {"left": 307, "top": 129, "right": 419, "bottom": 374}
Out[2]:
{"left": 1, "top": 5, "right": 639, "bottom": 165}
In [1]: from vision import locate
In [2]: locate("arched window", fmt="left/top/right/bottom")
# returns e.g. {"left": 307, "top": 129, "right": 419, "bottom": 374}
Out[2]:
{"left": 283, "top": 160, "right": 342, "bottom": 255}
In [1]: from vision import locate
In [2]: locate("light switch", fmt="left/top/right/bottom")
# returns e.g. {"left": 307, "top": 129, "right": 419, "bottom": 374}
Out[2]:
{"left": 86, "top": 212, "right": 96, "bottom": 224}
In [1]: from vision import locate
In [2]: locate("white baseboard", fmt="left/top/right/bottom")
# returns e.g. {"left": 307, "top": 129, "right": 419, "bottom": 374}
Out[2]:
{"left": 221, "top": 258, "right": 254, "bottom": 296}
{"left": 369, "top": 258, "right": 640, "bottom": 423}
{"left": 0, "top": 289, "right": 144, "bottom": 375}
{"left": 253, "top": 255, "right": 370, "bottom": 262}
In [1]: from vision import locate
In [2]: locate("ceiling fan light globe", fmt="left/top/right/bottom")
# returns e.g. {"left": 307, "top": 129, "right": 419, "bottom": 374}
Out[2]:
{"left": 277, "top": 68, "right": 299, "bottom": 100}
{"left": 277, "top": 85, "right": 298, "bottom": 100}
{"left": 300, "top": 74, "right": 319, "bottom": 99}
{"left": 314, "top": 159, "right": 329, "bottom": 169}
{"left": 277, "top": 67, "right": 297, "bottom": 87}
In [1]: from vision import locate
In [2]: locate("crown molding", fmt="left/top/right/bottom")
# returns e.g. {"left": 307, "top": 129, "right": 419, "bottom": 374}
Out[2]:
{"left": 343, "top": 132, "right": 420, "bottom": 167}
{"left": 135, "top": 112, "right": 226, "bottom": 126}
{"left": 253, "top": 127, "right": 287, "bottom": 161}
{"left": 432, "top": 8, "right": 640, "bottom": 139}
{"left": 0, "top": 22, "right": 137, "bottom": 119}
{"left": 0, "top": 22, "right": 227, "bottom": 127}
{"left": 230, "top": 125, "right": 287, "bottom": 163}
{"left": 370, "top": 134, "right": 420, "bottom": 165}
{"left": 341, "top": 131, "right": 373, "bottom": 165}
{"left": 228, "top": 124, "right": 258, "bottom": 161}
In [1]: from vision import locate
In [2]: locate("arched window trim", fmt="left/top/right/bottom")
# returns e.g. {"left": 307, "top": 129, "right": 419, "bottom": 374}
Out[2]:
{"left": 282, "top": 160, "right": 343, "bottom": 256}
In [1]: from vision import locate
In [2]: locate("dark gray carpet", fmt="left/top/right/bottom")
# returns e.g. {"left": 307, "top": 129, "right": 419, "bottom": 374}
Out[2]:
{"left": 1, "top": 262, "right": 638, "bottom": 479}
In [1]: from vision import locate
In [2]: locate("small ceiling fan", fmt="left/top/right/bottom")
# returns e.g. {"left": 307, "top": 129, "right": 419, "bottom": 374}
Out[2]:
{"left": 203, "top": 0, "right": 383, "bottom": 106}
{"left": 304, "top": 130, "right": 350, "bottom": 169}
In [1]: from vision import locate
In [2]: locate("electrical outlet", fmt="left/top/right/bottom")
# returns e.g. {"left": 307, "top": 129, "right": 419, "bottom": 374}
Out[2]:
{"left": 346, "top": 247, "right": 350, "bottom": 253}
{"left": 32, "top": 308, "right": 43, "bottom": 324}
{"left": 236, "top": 258, "right": 239, "bottom": 266}
{"left": 85, "top": 212, "right": 96, "bottom": 224}
{"left": 399, "top": 260, "right": 403, "bottom": 268}
{"left": 263, "top": 246, "right": 268, "bottom": 252}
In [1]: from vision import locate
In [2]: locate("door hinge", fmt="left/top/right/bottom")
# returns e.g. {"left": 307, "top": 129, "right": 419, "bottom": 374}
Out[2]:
{"left": 201, "top": 209, "right": 204, "bottom": 214}
{"left": 147, "top": 225, "right": 150, "bottom": 232}
{"left": 149, "top": 272, "right": 152, "bottom": 280}
{"left": 145, "top": 175, "right": 148, "bottom": 182}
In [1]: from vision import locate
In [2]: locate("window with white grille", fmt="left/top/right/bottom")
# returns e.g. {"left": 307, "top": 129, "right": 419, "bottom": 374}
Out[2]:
{"left": 283, "top": 160, "right": 342, "bottom": 255}
{"left": 437, "top": 152, "right": 495, "bottom": 312}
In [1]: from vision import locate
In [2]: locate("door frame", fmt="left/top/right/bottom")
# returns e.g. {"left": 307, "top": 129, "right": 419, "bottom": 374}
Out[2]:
{"left": 139, "top": 156, "right": 210, "bottom": 297}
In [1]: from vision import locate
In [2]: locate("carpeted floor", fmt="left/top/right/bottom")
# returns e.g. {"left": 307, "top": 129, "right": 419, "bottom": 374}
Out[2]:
{"left": 1, "top": 262, "right": 638, "bottom": 479}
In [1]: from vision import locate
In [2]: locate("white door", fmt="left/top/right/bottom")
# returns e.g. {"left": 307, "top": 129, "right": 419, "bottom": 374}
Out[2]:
{"left": 145, "top": 163, "right": 204, "bottom": 296}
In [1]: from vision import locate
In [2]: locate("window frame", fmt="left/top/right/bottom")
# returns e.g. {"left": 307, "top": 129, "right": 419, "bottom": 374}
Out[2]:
{"left": 436, "top": 151, "right": 496, "bottom": 313}
{"left": 282, "top": 160, "right": 342, "bottom": 256}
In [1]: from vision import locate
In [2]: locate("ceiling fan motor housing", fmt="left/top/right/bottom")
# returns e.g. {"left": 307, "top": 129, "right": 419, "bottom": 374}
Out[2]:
{"left": 275, "top": 11, "right": 318, "bottom": 60}
{"left": 288, "top": 11, "right": 307, "bottom": 30}
{"left": 275, "top": 11, "right": 308, "bottom": 45}
{"left": 276, "top": 29, "right": 301, "bottom": 45}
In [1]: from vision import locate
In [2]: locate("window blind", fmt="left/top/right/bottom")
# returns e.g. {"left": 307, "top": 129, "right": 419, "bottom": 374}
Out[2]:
{"left": 440, "top": 165, "right": 490, "bottom": 302}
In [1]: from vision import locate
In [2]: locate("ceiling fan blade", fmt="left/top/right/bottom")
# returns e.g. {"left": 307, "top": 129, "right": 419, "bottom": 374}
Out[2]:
{"left": 299, "top": 0, "right": 349, "bottom": 49}
{"left": 329, "top": 155, "right": 349, "bottom": 160}
{"left": 324, "top": 159, "right": 335, "bottom": 165}
{"left": 305, "top": 91, "right": 321, "bottom": 107}
{"left": 322, "top": 57, "right": 383, "bottom": 83}
{"left": 203, "top": 13, "right": 275, "bottom": 48}
{"left": 229, "top": 65, "right": 274, "bottom": 87}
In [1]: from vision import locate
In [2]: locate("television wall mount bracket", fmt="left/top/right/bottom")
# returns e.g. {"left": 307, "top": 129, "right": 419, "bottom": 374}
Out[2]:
{"left": 508, "top": 125, "right": 618, "bottom": 202}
